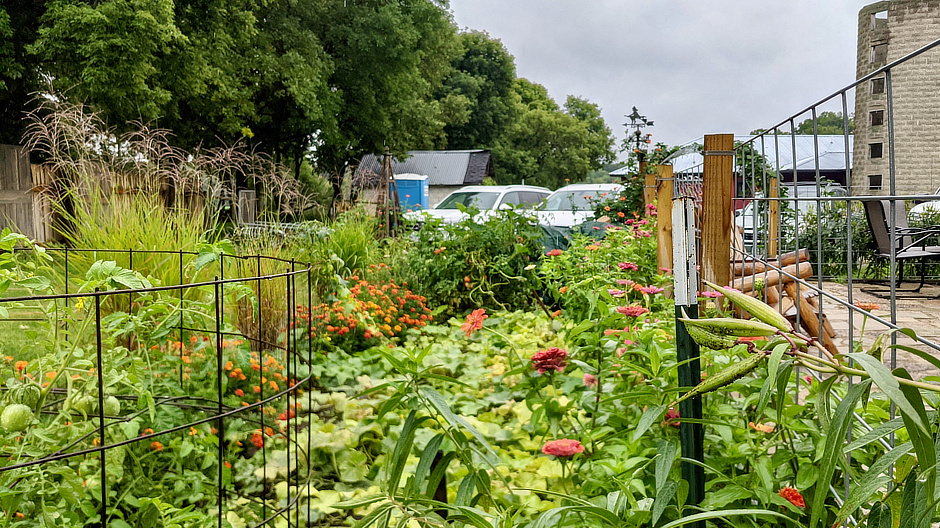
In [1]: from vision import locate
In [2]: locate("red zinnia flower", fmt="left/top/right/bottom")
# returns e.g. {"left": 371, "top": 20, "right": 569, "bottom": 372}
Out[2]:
{"left": 546, "top": 249, "right": 563, "bottom": 257}
{"left": 616, "top": 305, "right": 649, "bottom": 317}
{"left": 541, "top": 438, "right": 585, "bottom": 457}
{"left": 531, "top": 347, "right": 568, "bottom": 373}
{"left": 662, "top": 407, "right": 680, "bottom": 427}
{"left": 461, "top": 308, "right": 488, "bottom": 337}
{"left": 778, "top": 486, "right": 805, "bottom": 508}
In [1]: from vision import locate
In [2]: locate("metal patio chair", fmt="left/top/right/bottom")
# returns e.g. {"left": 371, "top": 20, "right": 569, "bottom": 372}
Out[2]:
{"left": 863, "top": 199, "right": 940, "bottom": 292}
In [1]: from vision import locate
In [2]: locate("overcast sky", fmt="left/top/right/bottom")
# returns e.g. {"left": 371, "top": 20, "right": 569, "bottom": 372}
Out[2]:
{"left": 448, "top": 1, "right": 870, "bottom": 161}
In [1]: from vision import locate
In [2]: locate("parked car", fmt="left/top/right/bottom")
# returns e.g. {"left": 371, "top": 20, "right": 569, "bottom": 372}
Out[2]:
{"left": 536, "top": 183, "right": 624, "bottom": 228}
{"left": 735, "top": 182, "right": 847, "bottom": 244}
{"left": 404, "top": 185, "right": 551, "bottom": 224}
{"left": 909, "top": 185, "right": 940, "bottom": 222}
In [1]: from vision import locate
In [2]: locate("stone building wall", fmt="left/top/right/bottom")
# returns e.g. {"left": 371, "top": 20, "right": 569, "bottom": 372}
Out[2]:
{"left": 854, "top": 0, "right": 940, "bottom": 196}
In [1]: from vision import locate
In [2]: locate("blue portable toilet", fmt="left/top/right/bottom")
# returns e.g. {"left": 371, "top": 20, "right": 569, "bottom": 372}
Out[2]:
{"left": 394, "top": 173, "right": 430, "bottom": 211}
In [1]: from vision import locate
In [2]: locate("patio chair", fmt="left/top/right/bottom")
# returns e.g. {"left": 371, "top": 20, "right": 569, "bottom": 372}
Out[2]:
{"left": 863, "top": 199, "right": 940, "bottom": 292}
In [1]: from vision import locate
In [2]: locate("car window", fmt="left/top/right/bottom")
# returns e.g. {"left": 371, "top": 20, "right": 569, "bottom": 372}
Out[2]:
{"left": 519, "top": 191, "right": 548, "bottom": 208}
{"left": 436, "top": 192, "right": 500, "bottom": 210}
{"left": 499, "top": 192, "right": 522, "bottom": 207}
{"left": 545, "top": 190, "right": 611, "bottom": 211}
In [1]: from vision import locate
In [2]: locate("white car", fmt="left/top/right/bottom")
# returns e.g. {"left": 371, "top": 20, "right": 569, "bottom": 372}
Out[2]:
{"left": 405, "top": 185, "right": 551, "bottom": 224}
{"left": 536, "top": 183, "right": 624, "bottom": 228}
{"left": 909, "top": 186, "right": 940, "bottom": 222}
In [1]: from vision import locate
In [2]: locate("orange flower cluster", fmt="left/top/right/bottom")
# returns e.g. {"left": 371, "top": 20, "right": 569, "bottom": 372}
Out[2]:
{"left": 299, "top": 276, "right": 432, "bottom": 352}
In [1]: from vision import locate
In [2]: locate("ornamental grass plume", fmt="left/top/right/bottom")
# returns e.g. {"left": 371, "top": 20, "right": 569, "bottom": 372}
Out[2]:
{"left": 461, "top": 308, "right": 487, "bottom": 337}
{"left": 616, "top": 305, "right": 649, "bottom": 317}
{"left": 541, "top": 438, "right": 585, "bottom": 457}
{"left": 777, "top": 486, "right": 805, "bottom": 508}
{"left": 531, "top": 347, "right": 568, "bottom": 373}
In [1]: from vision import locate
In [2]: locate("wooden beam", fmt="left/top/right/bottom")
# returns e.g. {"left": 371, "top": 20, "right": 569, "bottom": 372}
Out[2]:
{"left": 656, "top": 164, "right": 673, "bottom": 273}
{"left": 642, "top": 160, "right": 655, "bottom": 206}
{"left": 702, "top": 134, "right": 735, "bottom": 287}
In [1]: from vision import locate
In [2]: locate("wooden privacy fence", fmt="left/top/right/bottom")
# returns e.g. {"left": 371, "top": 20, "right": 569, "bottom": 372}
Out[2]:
{"left": 0, "top": 145, "right": 53, "bottom": 242}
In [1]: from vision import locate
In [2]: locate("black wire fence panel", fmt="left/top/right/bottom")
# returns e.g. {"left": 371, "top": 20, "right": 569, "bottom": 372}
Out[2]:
{"left": 0, "top": 246, "right": 318, "bottom": 527}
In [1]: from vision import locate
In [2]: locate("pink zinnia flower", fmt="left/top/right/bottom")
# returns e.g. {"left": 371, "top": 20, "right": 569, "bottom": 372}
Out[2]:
{"left": 461, "top": 308, "right": 487, "bottom": 337}
{"left": 640, "top": 285, "right": 664, "bottom": 295}
{"left": 616, "top": 347, "right": 627, "bottom": 357}
{"left": 608, "top": 289, "right": 625, "bottom": 297}
{"left": 616, "top": 279, "right": 632, "bottom": 287}
{"left": 699, "top": 290, "right": 723, "bottom": 299}
{"left": 618, "top": 262, "right": 638, "bottom": 272}
{"left": 531, "top": 347, "right": 568, "bottom": 373}
{"left": 616, "top": 305, "right": 649, "bottom": 317}
{"left": 583, "top": 373, "right": 597, "bottom": 387}
{"left": 541, "top": 438, "right": 585, "bottom": 457}
{"left": 662, "top": 407, "right": 680, "bottom": 427}
{"left": 659, "top": 267, "right": 672, "bottom": 274}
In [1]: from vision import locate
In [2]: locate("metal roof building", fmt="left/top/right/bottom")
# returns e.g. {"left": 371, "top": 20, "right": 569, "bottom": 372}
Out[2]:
{"left": 612, "top": 135, "right": 854, "bottom": 186}
{"left": 354, "top": 150, "right": 494, "bottom": 188}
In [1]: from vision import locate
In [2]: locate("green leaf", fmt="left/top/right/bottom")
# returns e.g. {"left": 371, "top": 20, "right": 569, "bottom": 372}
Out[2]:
{"left": 652, "top": 479, "right": 678, "bottom": 526}
{"left": 890, "top": 341, "right": 940, "bottom": 373}
{"left": 899, "top": 471, "right": 928, "bottom": 528}
{"left": 334, "top": 495, "right": 387, "bottom": 510}
{"left": 426, "top": 451, "right": 456, "bottom": 504}
{"left": 658, "top": 509, "right": 804, "bottom": 528}
{"left": 756, "top": 343, "right": 787, "bottom": 416}
{"left": 16, "top": 276, "right": 50, "bottom": 291}
{"left": 867, "top": 502, "right": 891, "bottom": 528}
{"left": 455, "top": 473, "right": 476, "bottom": 507}
{"left": 634, "top": 404, "right": 667, "bottom": 442}
{"left": 655, "top": 440, "right": 678, "bottom": 493}
{"left": 810, "top": 378, "right": 872, "bottom": 528}
{"left": 349, "top": 502, "right": 395, "bottom": 528}
{"left": 775, "top": 362, "right": 793, "bottom": 424}
{"left": 413, "top": 434, "right": 444, "bottom": 496}
{"left": 847, "top": 354, "right": 930, "bottom": 437}
{"left": 893, "top": 368, "right": 935, "bottom": 503}
{"left": 532, "top": 506, "right": 621, "bottom": 528}
{"left": 386, "top": 410, "right": 420, "bottom": 496}
{"left": 832, "top": 442, "right": 912, "bottom": 525}
{"left": 420, "top": 387, "right": 498, "bottom": 462}
{"left": 845, "top": 418, "right": 903, "bottom": 453}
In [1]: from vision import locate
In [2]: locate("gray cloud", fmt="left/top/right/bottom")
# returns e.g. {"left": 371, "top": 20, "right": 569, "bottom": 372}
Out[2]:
{"left": 449, "top": 0, "right": 869, "bottom": 158}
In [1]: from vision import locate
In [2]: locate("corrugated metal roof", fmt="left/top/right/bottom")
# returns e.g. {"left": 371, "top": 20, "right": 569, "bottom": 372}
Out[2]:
{"left": 660, "top": 135, "right": 854, "bottom": 174}
{"left": 354, "top": 150, "right": 492, "bottom": 187}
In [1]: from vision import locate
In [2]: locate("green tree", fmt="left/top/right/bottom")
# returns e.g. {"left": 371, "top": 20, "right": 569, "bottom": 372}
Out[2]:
{"left": 0, "top": 1, "right": 48, "bottom": 145}
{"left": 440, "top": 31, "right": 517, "bottom": 150}
{"left": 493, "top": 79, "right": 615, "bottom": 188}
{"left": 795, "top": 111, "right": 854, "bottom": 135}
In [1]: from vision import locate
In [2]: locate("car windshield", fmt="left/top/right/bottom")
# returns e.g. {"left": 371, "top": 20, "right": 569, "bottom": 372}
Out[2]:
{"left": 544, "top": 190, "right": 613, "bottom": 211}
{"left": 436, "top": 192, "right": 500, "bottom": 210}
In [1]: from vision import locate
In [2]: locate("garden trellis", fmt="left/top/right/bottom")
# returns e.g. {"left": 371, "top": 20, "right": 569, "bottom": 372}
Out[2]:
{"left": 663, "top": 33, "right": 940, "bottom": 528}
{"left": 0, "top": 245, "right": 315, "bottom": 527}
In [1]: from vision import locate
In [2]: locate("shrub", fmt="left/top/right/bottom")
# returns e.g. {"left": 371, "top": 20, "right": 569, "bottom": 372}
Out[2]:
{"left": 399, "top": 208, "right": 543, "bottom": 315}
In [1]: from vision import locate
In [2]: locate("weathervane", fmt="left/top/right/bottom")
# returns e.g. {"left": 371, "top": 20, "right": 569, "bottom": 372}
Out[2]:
{"left": 624, "top": 106, "right": 654, "bottom": 162}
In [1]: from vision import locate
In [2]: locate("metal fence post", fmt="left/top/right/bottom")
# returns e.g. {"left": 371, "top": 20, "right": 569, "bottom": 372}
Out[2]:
{"left": 672, "top": 197, "right": 704, "bottom": 523}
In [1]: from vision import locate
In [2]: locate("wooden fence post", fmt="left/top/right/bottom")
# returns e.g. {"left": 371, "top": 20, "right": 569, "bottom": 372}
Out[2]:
{"left": 656, "top": 164, "right": 673, "bottom": 273}
{"left": 702, "top": 134, "right": 735, "bottom": 287}
{"left": 642, "top": 160, "right": 656, "bottom": 206}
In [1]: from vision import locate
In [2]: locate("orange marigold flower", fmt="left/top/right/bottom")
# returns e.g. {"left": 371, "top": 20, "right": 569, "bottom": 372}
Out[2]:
{"left": 190, "top": 335, "right": 198, "bottom": 344}
{"left": 234, "top": 389, "right": 244, "bottom": 397}
{"left": 45, "top": 371, "right": 56, "bottom": 380}
{"left": 541, "top": 438, "right": 584, "bottom": 457}
{"left": 14, "top": 361, "right": 27, "bottom": 372}
{"left": 265, "top": 427, "right": 274, "bottom": 437}
{"left": 585, "top": 245, "right": 599, "bottom": 251}
{"left": 461, "top": 308, "right": 488, "bottom": 337}
{"left": 189, "top": 427, "right": 198, "bottom": 436}
{"left": 151, "top": 441, "right": 163, "bottom": 451}
{"left": 748, "top": 421, "right": 775, "bottom": 433}
{"left": 546, "top": 249, "right": 563, "bottom": 257}
{"left": 778, "top": 486, "right": 804, "bottom": 508}
{"left": 3, "top": 356, "right": 12, "bottom": 362}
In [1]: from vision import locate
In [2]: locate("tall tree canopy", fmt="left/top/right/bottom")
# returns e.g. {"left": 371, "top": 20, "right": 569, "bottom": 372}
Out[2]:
{"left": 1, "top": 0, "right": 616, "bottom": 202}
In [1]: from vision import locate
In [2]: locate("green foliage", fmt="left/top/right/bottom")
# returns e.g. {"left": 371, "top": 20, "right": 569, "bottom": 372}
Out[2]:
{"left": 400, "top": 208, "right": 543, "bottom": 316}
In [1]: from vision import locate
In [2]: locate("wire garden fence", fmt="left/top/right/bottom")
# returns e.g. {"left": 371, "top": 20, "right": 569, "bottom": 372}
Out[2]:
{"left": 666, "top": 34, "right": 940, "bottom": 527}
{"left": 0, "top": 245, "right": 316, "bottom": 527}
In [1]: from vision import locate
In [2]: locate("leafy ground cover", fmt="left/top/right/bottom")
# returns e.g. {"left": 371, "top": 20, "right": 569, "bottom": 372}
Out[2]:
{"left": 0, "top": 197, "right": 933, "bottom": 528}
